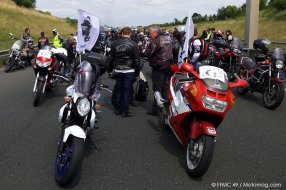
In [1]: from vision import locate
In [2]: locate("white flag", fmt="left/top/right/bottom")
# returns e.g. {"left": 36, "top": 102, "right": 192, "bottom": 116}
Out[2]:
{"left": 178, "top": 10, "right": 194, "bottom": 67}
{"left": 76, "top": 9, "right": 100, "bottom": 53}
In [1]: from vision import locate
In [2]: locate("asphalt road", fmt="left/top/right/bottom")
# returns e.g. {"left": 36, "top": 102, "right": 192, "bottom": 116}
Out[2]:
{"left": 0, "top": 66, "right": 285, "bottom": 190}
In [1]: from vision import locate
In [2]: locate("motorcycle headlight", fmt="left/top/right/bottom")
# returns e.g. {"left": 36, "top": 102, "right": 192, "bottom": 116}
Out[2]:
{"left": 275, "top": 60, "right": 284, "bottom": 69}
{"left": 36, "top": 59, "right": 51, "bottom": 68}
{"left": 202, "top": 95, "right": 227, "bottom": 112}
{"left": 76, "top": 98, "right": 91, "bottom": 117}
{"left": 233, "top": 48, "right": 241, "bottom": 54}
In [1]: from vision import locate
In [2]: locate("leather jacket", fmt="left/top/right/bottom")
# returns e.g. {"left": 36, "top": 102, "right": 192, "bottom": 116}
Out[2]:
{"left": 144, "top": 34, "right": 172, "bottom": 70}
{"left": 109, "top": 37, "right": 140, "bottom": 75}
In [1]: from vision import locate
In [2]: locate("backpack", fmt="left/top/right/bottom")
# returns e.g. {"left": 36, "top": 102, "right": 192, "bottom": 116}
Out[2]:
{"left": 190, "top": 38, "right": 209, "bottom": 60}
{"left": 135, "top": 79, "right": 149, "bottom": 101}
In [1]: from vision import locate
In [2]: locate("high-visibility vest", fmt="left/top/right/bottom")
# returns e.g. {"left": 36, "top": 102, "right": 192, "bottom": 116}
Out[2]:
{"left": 204, "top": 32, "right": 212, "bottom": 41}
{"left": 53, "top": 34, "right": 62, "bottom": 48}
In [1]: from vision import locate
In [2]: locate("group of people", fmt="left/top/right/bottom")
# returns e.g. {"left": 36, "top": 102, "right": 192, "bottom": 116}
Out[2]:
{"left": 20, "top": 27, "right": 78, "bottom": 78}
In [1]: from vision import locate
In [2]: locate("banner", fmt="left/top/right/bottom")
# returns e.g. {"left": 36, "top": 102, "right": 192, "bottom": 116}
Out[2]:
{"left": 178, "top": 10, "right": 194, "bottom": 67}
{"left": 76, "top": 9, "right": 99, "bottom": 53}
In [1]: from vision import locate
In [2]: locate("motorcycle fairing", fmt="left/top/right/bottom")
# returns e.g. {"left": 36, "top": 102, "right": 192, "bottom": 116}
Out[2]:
{"left": 170, "top": 89, "right": 191, "bottom": 116}
{"left": 63, "top": 125, "right": 86, "bottom": 142}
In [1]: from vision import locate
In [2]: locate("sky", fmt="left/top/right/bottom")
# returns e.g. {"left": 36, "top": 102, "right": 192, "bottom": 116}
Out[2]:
{"left": 36, "top": 0, "right": 246, "bottom": 27}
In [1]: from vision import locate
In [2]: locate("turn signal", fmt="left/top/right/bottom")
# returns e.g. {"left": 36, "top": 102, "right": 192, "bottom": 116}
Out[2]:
{"left": 265, "top": 59, "right": 270, "bottom": 65}
{"left": 230, "top": 94, "right": 236, "bottom": 106}
{"left": 95, "top": 104, "right": 101, "bottom": 110}
{"left": 64, "top": 96, "right": 72, "bottom": 102}
{"left": 188, "top": 84, "right": 197, "bottom": 97}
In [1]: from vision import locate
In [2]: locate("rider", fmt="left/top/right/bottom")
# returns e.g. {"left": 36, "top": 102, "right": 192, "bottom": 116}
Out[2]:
{"left": 188, "top": 26, "right": 203, "bottom": 71}
{"left": 20, "top": 27, "right": 34, "bottom": 64}
{"left": 37, "top": 32, "right": 49, "bottom": 49}
{"left": 52, "top": 29, "right": 64, "bottom": 48}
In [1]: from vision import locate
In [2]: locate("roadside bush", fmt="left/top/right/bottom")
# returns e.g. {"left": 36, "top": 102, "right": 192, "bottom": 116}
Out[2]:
{"left": 12, "top": 0, "right": 36, "bottom": 8}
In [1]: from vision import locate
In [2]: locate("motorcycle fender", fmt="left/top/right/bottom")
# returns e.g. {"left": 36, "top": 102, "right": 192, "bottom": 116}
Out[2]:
{"left": 58, "top": 103, "right": 68, "bottom": 123}
{"left": 190, "top": 121, "right": 216, "bottom": 139}
{"left": 271, "top": 78, "right": 283, "bottom": 83}
{"left": 63, "top": 125, "right": 86, "bottom": 142}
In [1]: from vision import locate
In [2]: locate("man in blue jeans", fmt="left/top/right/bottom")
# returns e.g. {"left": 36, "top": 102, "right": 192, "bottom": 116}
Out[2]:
{"left": 109, "top": 27, "right": 140, "bottom": 117}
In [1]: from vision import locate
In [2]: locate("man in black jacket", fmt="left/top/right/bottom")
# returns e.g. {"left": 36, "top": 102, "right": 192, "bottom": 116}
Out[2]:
{"left": 140, "top": 26, "right": 173, "bottom": 115}
{"left": 109, "top": 27, "right": 140, "bottom": 117}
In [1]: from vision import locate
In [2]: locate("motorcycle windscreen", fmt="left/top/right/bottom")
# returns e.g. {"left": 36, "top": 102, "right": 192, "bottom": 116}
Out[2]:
{"left": 74, "top": 61, "right": 99, "bottom": 96}
{"left": 272, "top": 48, "right": 285, "bottom": 61}
{"left": 12, "top": 40, "right": 25, "bottom": 50}
{"left": 199, "top": 65, "right": 228, "bottom": 92}
{"left": 232, "top": 37, "right": 242, "bottom": 50}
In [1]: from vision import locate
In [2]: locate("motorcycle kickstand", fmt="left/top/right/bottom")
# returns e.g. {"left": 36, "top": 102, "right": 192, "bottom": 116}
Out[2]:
{"left": 86, "top": 135, "right": 100, "bottom": 151}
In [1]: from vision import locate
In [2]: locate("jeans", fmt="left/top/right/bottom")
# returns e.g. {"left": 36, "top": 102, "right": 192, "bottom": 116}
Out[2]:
{"left": 114, "top": 72, "right": 135, "bottom": 114}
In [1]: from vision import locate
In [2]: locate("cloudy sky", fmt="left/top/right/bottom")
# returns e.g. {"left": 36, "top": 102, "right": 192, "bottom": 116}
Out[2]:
{"left": 36, "top": 0, "right": 246, "bottom": 27}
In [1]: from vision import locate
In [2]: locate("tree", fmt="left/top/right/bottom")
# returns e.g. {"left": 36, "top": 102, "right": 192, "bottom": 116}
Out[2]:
{"left": 268, "top": 0, "right": 286, "bottom": 11}
{"left": 260, "top": 0, "right": 268, "bottom": 10}
{"left": 12, "top": 0, "right": 36, "bottom": 8}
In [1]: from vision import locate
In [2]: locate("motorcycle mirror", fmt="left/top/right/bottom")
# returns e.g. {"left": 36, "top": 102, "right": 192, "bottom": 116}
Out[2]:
{"left": 181, "top": 63, "right": 194, "bottom": 72}
{"left": 9, "top": 33, "right": 15, "bottom": 39}
{"left": 170, "top": 64, "right": 179, "bottom": 72}
{"left": 228, "top": 79, "right": 247, "bottom": 89}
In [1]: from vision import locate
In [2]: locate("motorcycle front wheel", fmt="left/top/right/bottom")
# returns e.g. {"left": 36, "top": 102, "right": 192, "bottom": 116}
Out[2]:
{"left": 263, "top": 81, "right": 285, "bottom": 110}
{"left": 55, "top": 136, "right": 84, "bottom": 186}
{"left": 4, "top": 58, "right": 14, "bottom": 73}
{"left": 33, "top": 80, "right": 45, "bottom": 107}
{"left": 186, "top": 135, "right": 215, "bottom": 178}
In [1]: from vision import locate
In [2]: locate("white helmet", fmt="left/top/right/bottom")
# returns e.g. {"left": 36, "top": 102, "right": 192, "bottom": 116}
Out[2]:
{"left": 52, "top": 29, "right": 58, "bottom": 33}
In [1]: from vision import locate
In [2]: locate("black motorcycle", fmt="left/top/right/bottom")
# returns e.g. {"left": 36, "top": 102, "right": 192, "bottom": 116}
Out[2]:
{"left": 237, "top": 39, "right": 285, "bottom": 109}
{"left": 5, "top": 33, "right": 35, "bottom": 72}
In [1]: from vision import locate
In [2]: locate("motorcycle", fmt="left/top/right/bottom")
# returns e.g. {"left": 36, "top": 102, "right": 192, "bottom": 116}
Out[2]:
{"left": 32, "top": 45, "right": 70, "bottom": 107}
{"left": 208, "top": 37, "right": 242, "bottom": 81}
{"left": 5, "top": 33, "right": 35, "bottom": 72}
{"left": 55, "top": 59, "right": 109, "bottom": 185}
{"left": 237, "top": 39, "right": 285, "bottom": 109}
{"left": 156, "top": 63, "right": 247, "bottom": 178}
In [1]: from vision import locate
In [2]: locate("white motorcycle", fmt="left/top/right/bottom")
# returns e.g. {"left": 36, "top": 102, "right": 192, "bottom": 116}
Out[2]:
{"left": 55, "top": 54, "right": 109, "bottom": 185}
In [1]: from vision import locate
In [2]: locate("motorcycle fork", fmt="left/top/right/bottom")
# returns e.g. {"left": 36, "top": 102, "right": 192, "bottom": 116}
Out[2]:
{"left": 58, "top": 103, "right": 72, "bottom": 153}
{"left": 268, "top": 65, "right": 272, "bottom": 93}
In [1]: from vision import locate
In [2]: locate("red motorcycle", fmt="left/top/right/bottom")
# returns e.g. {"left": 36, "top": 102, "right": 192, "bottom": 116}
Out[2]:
{"left": 208, "top": 38, "right": 242, "bottom": 81}
{"left": 237, "top": 39, "right": 285, "bottom": 109}
{"left": 155, "top": 63, "right": 247, "bottom": 178}
{"left": 32, "top": 45, "right": 70, "bottom": 107}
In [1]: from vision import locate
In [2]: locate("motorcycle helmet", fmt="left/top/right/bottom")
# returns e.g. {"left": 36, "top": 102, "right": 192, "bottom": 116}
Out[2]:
{"left": 74, "top": 61, "right": 99, "bottom": 96}
{"left": 52, "top": 29, "right": 58, "bottom": 34}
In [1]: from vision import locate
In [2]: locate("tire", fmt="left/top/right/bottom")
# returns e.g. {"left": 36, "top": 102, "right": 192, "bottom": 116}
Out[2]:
{"left": 162, "top": 114, "right": 170, "bottom": 131}
{"left": 186, "top": 135, "right": 215, "bottom": 178}
{"left": 4, "top": 58, "right": 14, "bottom": 73}
{"left": 33, "top": 80, "right": 45, "bottom": 107}
{"left": 236, "top": 87, "right": 248, "bottom": 95}
{"left": 263, "top": 81, "right": 285, "bottom": 110}
{"left": 55, "top": 136, "right": 85, "bottom": 186}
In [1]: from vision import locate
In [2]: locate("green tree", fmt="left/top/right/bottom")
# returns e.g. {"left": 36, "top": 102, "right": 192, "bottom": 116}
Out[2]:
{"left": 260, "top": 0, "right": 268, "bottom": 10}
{"left": 12, "top": 0, "right": 36, "bottom": 8}
{"left": 268, "top": 0, "right": 286, "bottom": 11}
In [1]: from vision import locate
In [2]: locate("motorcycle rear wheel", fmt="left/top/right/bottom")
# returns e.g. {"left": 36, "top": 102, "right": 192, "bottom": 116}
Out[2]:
{"left": 4, "top": 58, "right": 14, "bottom": 73}
{"left": 263, "top": 81, "right": 285, "bottom": 110}
{"left": 186, "top": 135, "right": 215, "bottom": 178}
{"left": 55, "top": 136, "right": 84, "bottom": 186}
{"left": 33, "top": 80, "right": 44, "bottom": 107}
